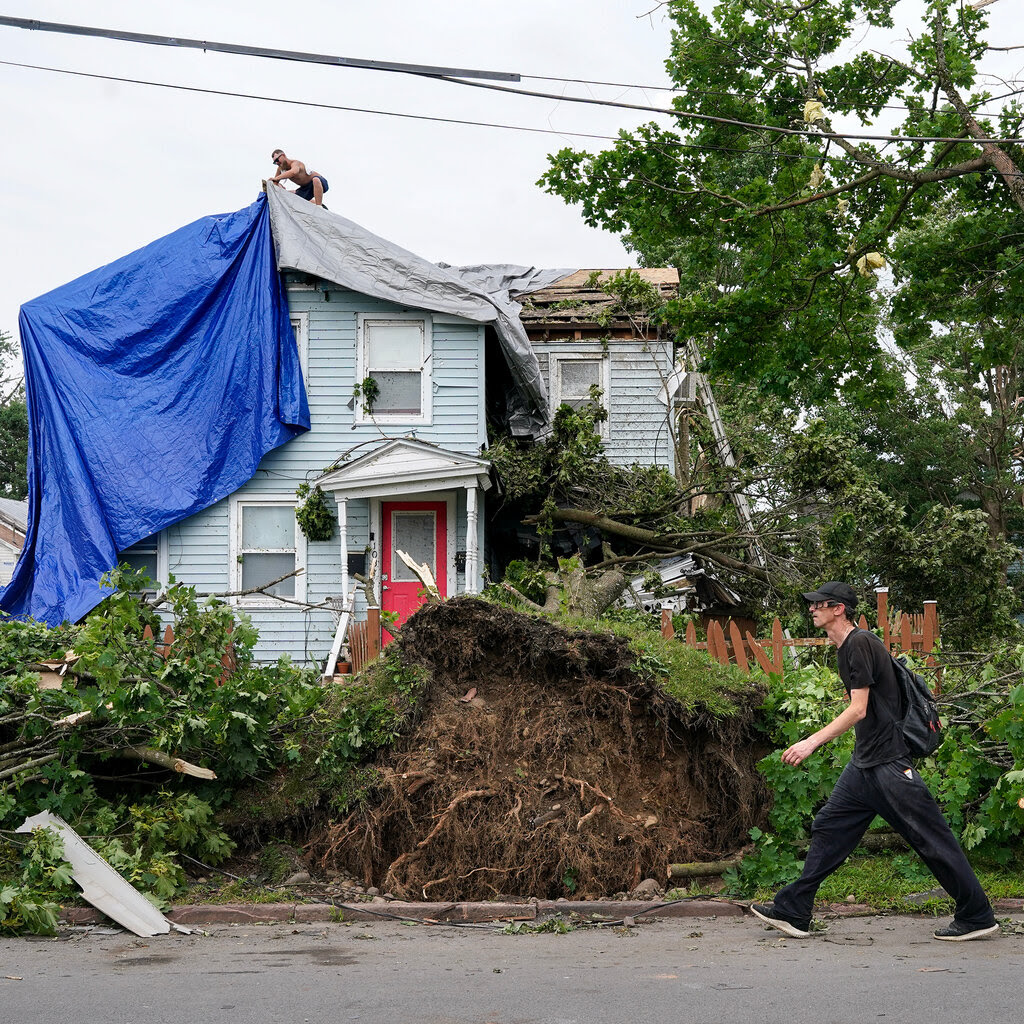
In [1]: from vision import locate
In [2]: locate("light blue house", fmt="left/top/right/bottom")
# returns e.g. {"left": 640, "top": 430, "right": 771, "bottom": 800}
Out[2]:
{"left": 116, "top": 192, "right": 680, "bottom": 663}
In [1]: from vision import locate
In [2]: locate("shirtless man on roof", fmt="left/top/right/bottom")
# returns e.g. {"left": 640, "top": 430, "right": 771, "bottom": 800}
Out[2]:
{"left": 269, "top": 150, "right": 328, "bottom": 206}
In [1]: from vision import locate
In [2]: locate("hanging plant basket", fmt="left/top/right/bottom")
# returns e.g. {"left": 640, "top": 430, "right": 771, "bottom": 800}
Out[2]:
{"left": 295, "top": 484, "right": 335, "bottom": 542}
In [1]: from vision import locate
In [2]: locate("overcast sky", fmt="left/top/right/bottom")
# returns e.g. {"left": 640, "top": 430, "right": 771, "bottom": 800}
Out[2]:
{"left": 0, "top": 0, "right": 680, "bottom": 339}
{"left": 1, "top": 1, "right": 1021, "bottom": 346}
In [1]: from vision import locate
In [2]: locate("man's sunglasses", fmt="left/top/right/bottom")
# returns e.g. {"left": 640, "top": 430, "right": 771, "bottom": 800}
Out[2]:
{"left": 809, "top": 600, "right": 841, "bottom": 610}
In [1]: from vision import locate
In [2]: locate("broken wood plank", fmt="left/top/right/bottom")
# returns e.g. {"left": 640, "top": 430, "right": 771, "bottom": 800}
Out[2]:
{"left": 745, "top": 631, "right": 779, "bottom": 677}
{"left": 396, "top": 549, "right": 440, "bottom": 602}
{"left": 661, "top": 608, "right": 674, "bottom": 640}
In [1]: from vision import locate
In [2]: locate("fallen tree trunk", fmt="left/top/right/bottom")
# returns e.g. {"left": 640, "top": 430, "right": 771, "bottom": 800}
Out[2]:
{"left": 525, "top": 507, "right": 770, "bottom": 583}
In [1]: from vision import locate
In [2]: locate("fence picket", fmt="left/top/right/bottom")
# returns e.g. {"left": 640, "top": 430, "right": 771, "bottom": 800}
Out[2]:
{"left": 708, "top": 620, "right": 729, "bottom": 666}
{"left": 661, "top": 608, "right": 675, "bottom": 640}
{"left": 745, "top": 631, "right": 778, "bottom": 676}
{"left": 899, "top": 612, "right": 911, "bottom": 653}
{"left": 728, "top": 620, "right": 748, "bottom": 671}
{"left": 668, "top": 590, "right": 939, "bottom": 683}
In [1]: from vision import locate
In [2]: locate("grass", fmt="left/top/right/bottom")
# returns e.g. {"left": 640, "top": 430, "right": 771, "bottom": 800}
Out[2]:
{"left": 181, "top": 879, "right": 298, "bottom": 904}
{"left": 566, "top": 610, "right": 758, "bottom": 718}
{"left": 749, "top": 853, "right": 1024, "bottom": 914}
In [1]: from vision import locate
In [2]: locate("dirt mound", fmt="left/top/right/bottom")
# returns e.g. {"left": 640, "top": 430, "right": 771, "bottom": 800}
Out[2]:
{"left": 313, "top": 599, "right": 770, "bottom": 901}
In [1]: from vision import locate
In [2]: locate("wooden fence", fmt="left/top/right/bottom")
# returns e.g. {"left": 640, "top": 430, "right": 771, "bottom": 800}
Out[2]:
{"left": 662, "top": 588, "right": 940, "bottom": 682}
{"left": 142, "top": 622, "right": 236, "bottom": 684}
{"left": 347, "top": 607, "right": 381, "bottom": 675}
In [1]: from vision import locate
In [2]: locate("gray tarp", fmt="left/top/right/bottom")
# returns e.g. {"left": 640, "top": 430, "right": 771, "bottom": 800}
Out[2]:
{"left": 266, "top": 187, "right": 573, "bottom": 437}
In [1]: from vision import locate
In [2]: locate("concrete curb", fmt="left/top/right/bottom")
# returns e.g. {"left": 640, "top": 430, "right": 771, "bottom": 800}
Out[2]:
{"left": 59, "top": 898, "right": 742, "bottom": 928}
{"left": 57, "top": 896, "right": 1024, "bottom": 929}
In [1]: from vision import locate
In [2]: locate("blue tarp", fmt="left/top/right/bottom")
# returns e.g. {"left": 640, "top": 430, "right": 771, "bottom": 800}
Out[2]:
{"left": 0, "top": 194, "right": 310, "bottom": 626}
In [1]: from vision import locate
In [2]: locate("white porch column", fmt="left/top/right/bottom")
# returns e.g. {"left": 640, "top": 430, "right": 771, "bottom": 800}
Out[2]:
{"left": 337, "top": 496, "right": 349, "bottom": 603}
{"left": 465, "top": 484, "right": 479, "bottom": 594}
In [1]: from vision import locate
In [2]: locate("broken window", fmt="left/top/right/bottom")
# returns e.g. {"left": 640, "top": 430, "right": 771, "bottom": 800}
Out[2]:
{"left": 551, "top": 355, "right": 609, "bottom": 435}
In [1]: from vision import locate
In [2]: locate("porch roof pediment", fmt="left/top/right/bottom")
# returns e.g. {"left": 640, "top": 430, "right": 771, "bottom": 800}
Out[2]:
{"left": 315, "top": 439, "right": 492, "bottom": 499}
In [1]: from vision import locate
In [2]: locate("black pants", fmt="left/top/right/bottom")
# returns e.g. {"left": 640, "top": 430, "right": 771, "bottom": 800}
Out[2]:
{"left": 772, "top": 759, "right": 995, "bottom": 930}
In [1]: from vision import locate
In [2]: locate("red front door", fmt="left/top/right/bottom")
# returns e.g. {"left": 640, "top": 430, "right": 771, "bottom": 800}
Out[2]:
{"left": 381, "top": 501, "right": 448, "bottom": 643}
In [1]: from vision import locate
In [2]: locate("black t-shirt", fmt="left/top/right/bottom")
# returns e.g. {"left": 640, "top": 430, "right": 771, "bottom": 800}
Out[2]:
{"left": 836, "top": 628, "right": 909, "bottom": 768}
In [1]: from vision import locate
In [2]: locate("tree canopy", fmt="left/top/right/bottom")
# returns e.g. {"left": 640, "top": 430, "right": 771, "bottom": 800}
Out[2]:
{"left": 541, "top": 0, "right": 1023, "bottom": 399}
{"left": 534, "top": 1, "right": 1024, "bottom": 640}
{"left": 0, "top": 329, "right": 28, "bottom": 500}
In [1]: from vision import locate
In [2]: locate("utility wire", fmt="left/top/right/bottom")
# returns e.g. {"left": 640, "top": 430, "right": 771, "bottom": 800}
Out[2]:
{"left": 442, "top": 75, "right": 1024, "bottom": 145}
{"left": 523, "top": 73, "right": 678, "bottom": 92}
{"left": 0, "top": 59, "right": 812, "bottom": 162}
{"left": 0, "top": 15, "right": 519, "bottom": 82}
{"left": 3, "top": 15, "right": 1024, "bottom": 145}
{"left": 6, "top": 58, "right": 1024, "bottom": 180}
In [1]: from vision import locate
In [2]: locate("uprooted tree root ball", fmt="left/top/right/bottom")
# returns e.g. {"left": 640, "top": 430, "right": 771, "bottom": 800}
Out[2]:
{"left": 311, "top": 599, "right": 770, "bottom": 901}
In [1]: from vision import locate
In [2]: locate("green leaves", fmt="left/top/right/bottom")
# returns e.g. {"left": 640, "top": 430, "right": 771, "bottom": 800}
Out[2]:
{"left": 0, "top": 825, "right": 71, "bottom": 936}
{"left": 294, "top": 483, "right": 335, "bottom": 543}
{"left": 541, "top": 0, "right": 1019, "bottom": 407}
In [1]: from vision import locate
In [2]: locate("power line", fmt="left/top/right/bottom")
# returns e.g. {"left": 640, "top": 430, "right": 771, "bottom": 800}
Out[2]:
{"left": 444, "top": 75, "right": 1024, "bottom": 146}
{"left": 0, "top": 15, "right": 690, "bottom": 95}
{"left": 523, "top": 73, "right": 677, "bottom": 92}
{"left": 4, "top": 14, "right": 1024, "bottom": 145}
{"left": 0, "top": 59, "right": 809, "bottom": 163}
{"left": 8, "top": 57, "right": 1024, "bottom": 182}
{"left": 0, "top": 14, "right": 519, "bottom": 82}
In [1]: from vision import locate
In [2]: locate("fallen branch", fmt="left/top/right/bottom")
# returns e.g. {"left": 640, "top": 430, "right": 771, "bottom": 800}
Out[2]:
{"left": 396, "top": 550, "right": 441, "bottom": 602}
{"left": 54, "top": 702, "right": 114, "bottom": 729}
{"left": 668, "top": 853, "right": 744, "bottom": 879}
{"left": 501, "top": 582, "right": 545, "bottom": 613}
{"left": 526, "top": 507, "right": 770, "bottom": 583}
{"left": 119, "top": 745, "right": 217, "bottom": 780}
{"left": 0, "top": 752, "right": 60, "bottom": 781}
{"left": 149, "top": 568, "right": 305, "bottom": 609}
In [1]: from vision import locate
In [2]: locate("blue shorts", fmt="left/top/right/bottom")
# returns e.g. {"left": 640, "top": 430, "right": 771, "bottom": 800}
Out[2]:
{"left": 296, "top": 175, "right": 328, "bottom": 201}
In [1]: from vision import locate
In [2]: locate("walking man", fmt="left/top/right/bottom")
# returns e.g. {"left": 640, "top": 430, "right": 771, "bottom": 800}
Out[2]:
{"left": 269, "top": 149, "right": 328, "bottom": 206}
{"left": 751, "top": 581, "right": 998, "bottom": 942}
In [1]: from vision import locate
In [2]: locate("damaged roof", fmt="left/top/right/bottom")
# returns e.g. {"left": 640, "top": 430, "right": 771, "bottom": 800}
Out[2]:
{"left": 516, "top": 268, "right": 679, "bottom": 341}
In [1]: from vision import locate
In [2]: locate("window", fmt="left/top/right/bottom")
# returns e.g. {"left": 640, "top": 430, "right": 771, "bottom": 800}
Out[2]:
{"left": 551, "top": 355, "right": 609, "bottom": 435}
{"left": 116, "top": 533, "right": 165, "bottom": 592}
{"left": 289, "top": 312, "right": 309, "bottom": 385}
{"left": 233, "top": 501, "right": 306, "bottom": 602}
{"left": 357, "top": 315, "right": 431, "bottom": 423}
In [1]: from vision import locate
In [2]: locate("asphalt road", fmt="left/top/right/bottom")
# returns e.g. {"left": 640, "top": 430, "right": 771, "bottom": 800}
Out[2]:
{"left": 2, "top": 913, "right": 1022, "bottom": 1024}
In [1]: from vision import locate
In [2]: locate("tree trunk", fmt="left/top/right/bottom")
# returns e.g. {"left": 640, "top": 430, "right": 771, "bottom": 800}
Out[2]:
{"left": 538, "top": 566, "right": 631, "bottom": 617}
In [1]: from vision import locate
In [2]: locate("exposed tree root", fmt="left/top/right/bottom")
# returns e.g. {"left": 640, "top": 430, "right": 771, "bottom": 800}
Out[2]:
{"left": 311, "top": 599, "right": 770, "bottom": 900}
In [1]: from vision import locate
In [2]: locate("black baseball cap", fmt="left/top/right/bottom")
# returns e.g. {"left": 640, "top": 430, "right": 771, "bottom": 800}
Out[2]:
{"left": 801, "top": 581, "right": 858, "bottom": 609}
